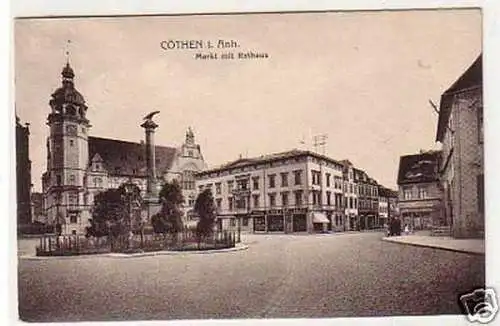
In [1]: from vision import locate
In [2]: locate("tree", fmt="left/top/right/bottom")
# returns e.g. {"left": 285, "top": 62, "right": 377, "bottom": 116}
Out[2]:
{"left": 158, "top": 180, "right": 184, "bottom": 243}
{"left": 88, "top": 181, "right": 142, "bottom": 247}
{"left": 194, "top": 189, "right": 217, "bottom": 246}
{"left": 151, "top": 212, "right": 168, "bottom": 239}
{"left": 90, "top": 188, "right": 126, "bottom": 239}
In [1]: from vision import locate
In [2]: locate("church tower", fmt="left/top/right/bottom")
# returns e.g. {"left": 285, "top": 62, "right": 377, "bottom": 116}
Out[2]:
{"left": 44, "top": 61, "right": 91, "bottom": 235}
{"left": 180, "top": 127, "right": 202, "bottom": 159}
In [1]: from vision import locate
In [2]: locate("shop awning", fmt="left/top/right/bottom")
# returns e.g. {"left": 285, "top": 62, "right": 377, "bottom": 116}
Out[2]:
{"left": 312, "top": 212, "right": 330, "bottom": 224}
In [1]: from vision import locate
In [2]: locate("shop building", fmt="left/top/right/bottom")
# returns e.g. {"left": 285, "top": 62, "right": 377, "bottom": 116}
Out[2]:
{"left": 354, "top": 169, "right": 379, "bottom": 230}
{"left": 195, "top": 150, "right": 346, "bottom": 233}
{"left": 397, "top": 150, "right": 442, "bottom": 230}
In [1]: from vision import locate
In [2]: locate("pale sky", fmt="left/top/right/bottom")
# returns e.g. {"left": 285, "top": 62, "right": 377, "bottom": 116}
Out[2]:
{"left": 14, "top": 10, "right": 481, "bottom": 192}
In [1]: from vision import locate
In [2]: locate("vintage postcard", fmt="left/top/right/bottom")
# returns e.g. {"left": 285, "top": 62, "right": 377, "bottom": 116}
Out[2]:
{"left": 13, "top": 7, "right": 489, "bottom": 325}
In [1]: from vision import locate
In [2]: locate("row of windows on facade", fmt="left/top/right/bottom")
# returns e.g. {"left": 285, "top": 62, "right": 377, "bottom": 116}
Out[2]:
{"left": 379, "top": 205, "right": 389, "bottom": 213}
{"left": 199, "top": 171, "right": 346, "bottom": 194}
{"left": 55, "top": 174, "right": 153, "bottom": 190}
{"left": 215, "top": 190, "right": 379, "bottom": 211}
{"left": 58, "top": 169, "right": 196, "bottom": 191}
{"left": 180, "top": 170, "right": 196, "bottom": 190}
{"left": 402, "top": 186, "right": 430, "bottom": 200}
{"left": 199, "top": 172, "right": 379, "bottom": 198}
{"left": 199, "top": 170, "right": 304, "bottom": 194}
{"left": 56, "top": 175, "right": 104, "bottom": 188}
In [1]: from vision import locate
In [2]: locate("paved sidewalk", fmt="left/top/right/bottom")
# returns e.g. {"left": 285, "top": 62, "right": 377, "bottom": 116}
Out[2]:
{"left": 382, "top": 234, "right": 484, "bottom": 255}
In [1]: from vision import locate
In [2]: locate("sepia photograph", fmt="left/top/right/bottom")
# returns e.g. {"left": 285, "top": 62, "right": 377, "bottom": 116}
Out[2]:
{"left": 13, "top": 6, "right": 490, "bottom": 324}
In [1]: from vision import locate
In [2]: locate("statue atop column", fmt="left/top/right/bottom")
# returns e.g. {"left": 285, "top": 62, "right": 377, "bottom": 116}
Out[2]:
{"left": 141, "top": 111, "right": 160, "bottom": 199}
{"left": 142, "top": 110, "right": 160, "bottom": 128}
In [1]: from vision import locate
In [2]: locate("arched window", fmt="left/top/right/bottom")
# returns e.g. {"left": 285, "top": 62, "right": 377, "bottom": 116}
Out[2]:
{"left": 182, "top": 170, "right": 196, "bottom": 190}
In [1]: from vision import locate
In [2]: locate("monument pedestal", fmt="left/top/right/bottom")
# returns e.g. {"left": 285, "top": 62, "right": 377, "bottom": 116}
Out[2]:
{"left": 142, "top": 195, "right": 162, "bottom": 223}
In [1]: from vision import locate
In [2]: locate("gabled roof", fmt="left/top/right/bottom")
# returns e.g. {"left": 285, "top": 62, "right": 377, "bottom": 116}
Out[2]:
{"left": 90, "top": 153, "right": 104, "bottom": 163}
{"left": 436, "top": 54, "right": 482, "bottom": 141}
{"left": 88, "top": 136, "right": 177, "bottom": 177}
{"left": 378, "top": 186, "right": 398, "bottom": 198}
{"left": 397, "top": 151, "right": 441, "bottom": 185}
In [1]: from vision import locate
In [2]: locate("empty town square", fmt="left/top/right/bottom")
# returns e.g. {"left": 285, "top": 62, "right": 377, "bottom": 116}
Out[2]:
{"left": 18, "top": 232, "right": 484, "bottom": 322}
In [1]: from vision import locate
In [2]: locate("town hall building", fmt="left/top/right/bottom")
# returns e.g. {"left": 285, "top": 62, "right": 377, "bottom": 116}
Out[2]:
{"left": 42, "top": 62, "right": 206, "bottom": 235}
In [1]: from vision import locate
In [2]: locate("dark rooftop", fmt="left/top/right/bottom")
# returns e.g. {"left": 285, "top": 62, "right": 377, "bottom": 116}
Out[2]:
{"left": 378, "top": 186, "right": 398, "bottom": 198}
{"left": 397, "top": 150, "right": 441, "bottom": 185}
{"left": 436, "top": 54, "right": 482, "bottom": 141}
{"left": 88, "top": 136, "right": 177, "bottom": 177}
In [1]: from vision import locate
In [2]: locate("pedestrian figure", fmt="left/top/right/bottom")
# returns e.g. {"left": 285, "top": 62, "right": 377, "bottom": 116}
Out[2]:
{"left": 404, "top": 224, "right": 409, "bottom": 235}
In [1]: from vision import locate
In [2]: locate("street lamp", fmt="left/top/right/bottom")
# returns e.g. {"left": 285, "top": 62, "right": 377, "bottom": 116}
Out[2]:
{"left": 122, "top": 178, "right": 137, "bottom": 248}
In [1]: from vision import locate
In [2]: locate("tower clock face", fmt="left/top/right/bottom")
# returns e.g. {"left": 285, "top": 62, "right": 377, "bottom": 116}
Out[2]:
{"left": 66, "top": 125, "right": 77, "bottom": 136}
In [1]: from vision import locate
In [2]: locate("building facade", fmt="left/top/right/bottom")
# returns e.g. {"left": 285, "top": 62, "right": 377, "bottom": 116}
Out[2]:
{"left": 436, "top": 54, "right": 483, "bottom": 238}
{"left": 16, "top": 115, "right": 32, "bottom": 229}
{"left": 397, "top": 150, "right": 442, "bottom": 230}
{"left": 340, "top": 160, "right": 358, "bottom": 231}
{"left": 196, "top": 150, "right": 347, "bottom": 233}
{"left": 31, "top": 192, "right": 44, "bottom": 224}
{"left": 354, "top": 169, "right": 379, "bottom": 230}
{"left": 42, "top": 62, "right": 206, "bottom": 235}
{"left": 378, "top": 186, "right": 399, "bottom": 226}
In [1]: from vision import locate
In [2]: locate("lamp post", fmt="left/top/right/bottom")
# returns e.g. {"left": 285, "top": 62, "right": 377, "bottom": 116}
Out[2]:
{"left": 122, "top": 178, "right": 137, "bottom": 249}
{"left": 56, "top": 193, "right": 61, "bottom": 235}
{"left": 55, "top": 192, "right": 62, "bottom": 248}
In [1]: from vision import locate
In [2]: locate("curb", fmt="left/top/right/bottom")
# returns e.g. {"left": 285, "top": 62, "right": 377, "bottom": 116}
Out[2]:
{"left": 19, "top": 244, "right": 249, "bottom": 261}
{"left": 106, "top": 244, "right": 249, "bottom": 258}
{"left": 382, "top": 237, "right": 484, "bottom": 256}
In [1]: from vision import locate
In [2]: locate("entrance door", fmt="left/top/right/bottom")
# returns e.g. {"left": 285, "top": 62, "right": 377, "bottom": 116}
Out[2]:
{"left": 292, "top": 214, "right": 307, "bottom": 232}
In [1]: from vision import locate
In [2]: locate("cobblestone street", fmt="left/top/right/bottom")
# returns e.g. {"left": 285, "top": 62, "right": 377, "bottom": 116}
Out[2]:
{"left": 18, "top": 232, "right": 484, "bottom": 322}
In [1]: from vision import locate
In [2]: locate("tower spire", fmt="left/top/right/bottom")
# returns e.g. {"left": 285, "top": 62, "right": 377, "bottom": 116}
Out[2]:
{"left": 65, "top": 39, "right": 71, "bottom": 65}
{"left": 61, "top": 40, "right": 75, "bottom": 81}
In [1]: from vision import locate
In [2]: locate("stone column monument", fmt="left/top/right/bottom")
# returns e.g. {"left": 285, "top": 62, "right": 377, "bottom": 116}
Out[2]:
{"left": 141, "top": 111, "right": 162, "bottom": 222}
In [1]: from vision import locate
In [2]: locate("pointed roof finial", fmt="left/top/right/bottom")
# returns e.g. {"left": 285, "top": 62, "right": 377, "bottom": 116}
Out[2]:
{"left": 61, "top": 40, "right": 75, "bottom": 79}
{"left": 65, "top": 39, "right": 71, "bottom": 64}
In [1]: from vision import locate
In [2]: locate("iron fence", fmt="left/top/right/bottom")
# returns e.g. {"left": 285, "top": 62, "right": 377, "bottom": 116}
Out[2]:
{"left": 36, "top": 230, "right": 238, "bottom": 256}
